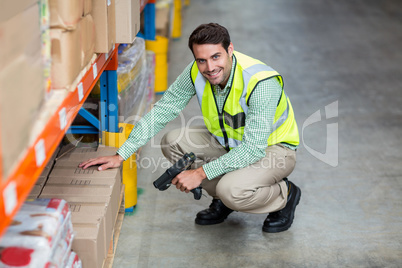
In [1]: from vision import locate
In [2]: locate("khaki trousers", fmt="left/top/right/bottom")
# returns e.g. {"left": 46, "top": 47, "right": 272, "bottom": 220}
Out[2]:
{"left": 160, "top": 126, "right": 296, "bottom": 214}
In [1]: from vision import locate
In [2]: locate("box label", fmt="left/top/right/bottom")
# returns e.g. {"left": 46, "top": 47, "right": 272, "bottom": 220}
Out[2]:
{"left": 35, "top": 139, "right": 46, "bottom": 167}
{"left": 3, "top": 181, "right": 17, "bottom": 215}
{"left": 77, "top": 82, "right": 84, "bottom": 101}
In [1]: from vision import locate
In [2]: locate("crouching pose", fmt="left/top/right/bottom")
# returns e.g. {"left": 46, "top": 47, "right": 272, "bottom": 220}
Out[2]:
{"left": 80, "top": 23, "right": 301, "bottom": 233}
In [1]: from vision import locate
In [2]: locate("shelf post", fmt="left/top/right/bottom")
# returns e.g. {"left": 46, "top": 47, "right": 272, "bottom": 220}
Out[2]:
{"left": 143, "top": 3, "right": 156, "bottom": 40}
{"left": 100, "top": 70, "right": 119, "bottom": 133}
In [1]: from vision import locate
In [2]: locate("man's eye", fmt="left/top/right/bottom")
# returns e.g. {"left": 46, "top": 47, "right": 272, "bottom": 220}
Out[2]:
{"left": 213, "top": 55, "right": 219, "bottom": 59}
{"left": 198, "top": 59, "right": 205, "bottom": 63}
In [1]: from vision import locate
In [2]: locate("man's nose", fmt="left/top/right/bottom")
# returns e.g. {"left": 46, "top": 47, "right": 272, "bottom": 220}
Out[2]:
{"left": 206, "top": 60, "right": 215, "bottom": 71}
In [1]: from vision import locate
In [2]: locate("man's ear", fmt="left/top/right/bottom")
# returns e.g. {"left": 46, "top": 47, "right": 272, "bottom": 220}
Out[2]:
{"left": 228, "top": 42, "right": 234, "bottom": 57}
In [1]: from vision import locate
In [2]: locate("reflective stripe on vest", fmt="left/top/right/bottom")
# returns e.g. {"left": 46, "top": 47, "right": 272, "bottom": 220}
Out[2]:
{"left": 240, "top": 64, "right": 277, "bottom": 114}
{"left": 194, "top": 72, "right": 206, "bottom": 108}
{"left": 212, "top": 135, "right": 242, "bottom": 148}
{"left": 272, "top": 92, "right": 289, "bottom": 131}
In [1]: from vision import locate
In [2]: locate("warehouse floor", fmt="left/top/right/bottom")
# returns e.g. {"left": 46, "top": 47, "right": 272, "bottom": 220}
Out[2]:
{"left": 113, "top": 1, "right": 402, "bottom": 267}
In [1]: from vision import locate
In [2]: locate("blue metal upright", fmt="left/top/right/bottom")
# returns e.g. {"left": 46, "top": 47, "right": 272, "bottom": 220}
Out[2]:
{"left": 100, "top": 70, "right": 119, "bottom": 133}
{"left": 143, "top": 3, "right": 156, "bottom": 40}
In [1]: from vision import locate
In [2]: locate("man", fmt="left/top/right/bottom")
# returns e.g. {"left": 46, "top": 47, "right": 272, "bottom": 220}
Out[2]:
{"left": 80, "top": 23, "right": 301, "bottom": 233}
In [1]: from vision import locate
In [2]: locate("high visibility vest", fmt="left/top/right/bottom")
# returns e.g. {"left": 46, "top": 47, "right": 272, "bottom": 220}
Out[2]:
{"left": 190, "top": 51, "right": 299, "bottom": 151}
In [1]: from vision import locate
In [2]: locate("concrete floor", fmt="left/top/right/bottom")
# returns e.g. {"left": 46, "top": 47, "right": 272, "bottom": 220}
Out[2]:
{"left": 114, "top": 1, "right": 402, "bottom": 267}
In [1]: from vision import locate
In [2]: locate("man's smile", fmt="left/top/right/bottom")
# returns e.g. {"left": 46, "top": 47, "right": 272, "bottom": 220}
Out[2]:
{"left": 204, "top": 69, "right": 222, "bottom": 80}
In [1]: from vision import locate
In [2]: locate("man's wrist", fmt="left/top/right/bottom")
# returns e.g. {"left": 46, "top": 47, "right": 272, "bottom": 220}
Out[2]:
{"left": 196, "top": 166, "right": 207, "bottom": 180}
{"left": 116, "top": 153, "right": 125, "bottom": 162}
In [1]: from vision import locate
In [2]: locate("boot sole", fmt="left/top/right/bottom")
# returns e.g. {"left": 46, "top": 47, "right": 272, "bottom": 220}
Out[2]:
{"left": 262, "top": 185, "right": 301, "bottom": 233}
{"left": 195, "top": 217, "right": 226, "bottom": 225}
{"left": 195, "top": 211, "right": 233, "bottom": 225}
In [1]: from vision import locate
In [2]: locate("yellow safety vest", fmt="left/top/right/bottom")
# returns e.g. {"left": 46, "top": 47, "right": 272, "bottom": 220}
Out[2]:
{"left": 190, "top": 51, "right": 299, "bottom": 150}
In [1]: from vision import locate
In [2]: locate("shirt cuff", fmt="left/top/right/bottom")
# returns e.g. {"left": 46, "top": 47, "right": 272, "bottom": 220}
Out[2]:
{"left": 116, "top": 147, "right": 132, "bottom": 161}
{"left": 202, "top": 161, "right": 225, "bottom": 180}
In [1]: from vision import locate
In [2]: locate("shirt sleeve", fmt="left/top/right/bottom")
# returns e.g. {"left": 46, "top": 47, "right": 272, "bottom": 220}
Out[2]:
{"left": 202, "top": 77, "right": 283, "bottom": 180}
{"left": 117, "top": 62, "right": 196, "bottom": 160}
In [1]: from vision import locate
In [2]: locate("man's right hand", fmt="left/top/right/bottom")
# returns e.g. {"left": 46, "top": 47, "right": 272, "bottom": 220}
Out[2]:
{"left": 79, "top": 154, "right": 124, "bottom": 171}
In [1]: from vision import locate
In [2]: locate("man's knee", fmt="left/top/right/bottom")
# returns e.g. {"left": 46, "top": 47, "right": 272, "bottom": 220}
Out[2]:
{"left": 160, "top": 128, "right": 184, "bottom": 161}
{"left": 215, "top": 181, "right": 248, "bottom": 211}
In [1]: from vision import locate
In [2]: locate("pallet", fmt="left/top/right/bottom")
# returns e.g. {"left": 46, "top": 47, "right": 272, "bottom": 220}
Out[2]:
{"left": 103, "top": 185, "right": 125, "bottom": 268}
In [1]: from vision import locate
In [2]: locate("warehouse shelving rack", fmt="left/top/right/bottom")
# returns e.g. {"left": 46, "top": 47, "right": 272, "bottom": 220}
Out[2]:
{"left": 0, "top": 0, "right": 156, "bottom": 239}
{"left": 0, "top": 46, "right": 118, "bottom": 239}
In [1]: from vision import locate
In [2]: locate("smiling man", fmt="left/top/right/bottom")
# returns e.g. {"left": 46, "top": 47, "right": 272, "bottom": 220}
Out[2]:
{"left": 80, "top": 23, "right": 302, "bottom": 233}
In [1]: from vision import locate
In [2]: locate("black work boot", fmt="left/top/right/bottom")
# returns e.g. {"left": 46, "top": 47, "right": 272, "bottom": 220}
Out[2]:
{"left": 263, "top": 178, "right": 301, "bottom": 233}
{"left": 195, "top": 199, "right": 234, "bottom": 225}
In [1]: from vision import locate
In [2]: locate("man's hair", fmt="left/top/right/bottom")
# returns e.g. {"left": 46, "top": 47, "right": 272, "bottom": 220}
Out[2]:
{"left": 188, "top": 23, "right": 231, "bottom": 54}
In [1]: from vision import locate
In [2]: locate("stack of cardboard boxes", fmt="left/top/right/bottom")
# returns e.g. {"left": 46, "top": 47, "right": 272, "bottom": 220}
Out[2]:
{"left": 0, "top": 1, "right": 45, "bottom": 179}
{"left": 27, "top": 147, "right": 59, "bottom": 199}
{"left": 0, "top": 0, "right": 141, "bottom": 180}
{"left": 38, "top": 146, "right": 122, "bottom": 268}
{"left": 49, "top": 0, "right": 96, "bottom": 90}
{"left": 49, "top": 0, "right": 141, "bottom": 90}
{"left": 1, "top": 0, "right": 142, "bottom": 264}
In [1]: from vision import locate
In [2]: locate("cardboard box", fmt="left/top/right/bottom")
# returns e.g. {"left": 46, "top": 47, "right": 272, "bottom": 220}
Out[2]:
{"left": 0, "top": 4, "right": 41, "bottom": 70}
{"left": 55, "top": 146, "right": 118, "bottom": 166}
{"left": 36, "top": 176, "right": 47, "bottom": 186}
{"left": 0, "top": 4, "right": 44, "bottom": 178}
{"left": 50, "top": 25, "right": 82, "bottom": 89}
{"left": 49, "top": 0, "right": 83, "bottom": 29}
{"left": 155, "top": 1, "right": 171, "bottom": 38}
{"left": 47, "top": 165, "right": 121, "bottom": 220}
{"left": 72, "top": 222, "right": 106, "bottom": 268}
{"left": 115, "top": 0, "right": 140, "bottom": 44}
{"left": 69, "top": 203, "right": 112, "bottom": 260}
{"left": 27, "top": 185, "right": 43, "bottom": 199}
{"left": 83, "top": 0, "right": 93, "bottom": 16}
{"left": 0, "top": 0, "right": 38, "bottom": 23}
{"left": 49, "top": 166, "right": 120, "bottom": 179}
{"left": 40, "top": 176, "right": 121, "bottom": 227}
{"left": 80, "top": 14, "right": 96, "bottom": 68}
{"left": 92, "top": 0, "right": 116, "bottom": 53}
{"left": 47, "top": 176, "right": 118, "bottom": 186}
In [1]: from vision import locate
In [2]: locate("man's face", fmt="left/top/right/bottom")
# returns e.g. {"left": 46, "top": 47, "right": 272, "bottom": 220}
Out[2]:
{"left": 192, "top": 42, "right": 234, "bottom": 88}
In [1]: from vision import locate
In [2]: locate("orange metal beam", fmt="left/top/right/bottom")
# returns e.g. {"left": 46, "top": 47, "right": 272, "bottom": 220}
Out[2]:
{"left": 0, "top": 45, "right": 118, "bottom": 239}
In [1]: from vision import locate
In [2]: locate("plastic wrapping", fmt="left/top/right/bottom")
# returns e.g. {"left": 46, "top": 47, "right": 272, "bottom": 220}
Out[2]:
{"left": 117, "top": 37, "right": 155, "bottom": 121}
{"left": 0, "top": 199, "right": 78, "bottom": 268}
{"left": 146, "top": 51, "right": 156, "bottom": 110}
{"left": 117, "top": 38, "right": 146, "bottom": 93}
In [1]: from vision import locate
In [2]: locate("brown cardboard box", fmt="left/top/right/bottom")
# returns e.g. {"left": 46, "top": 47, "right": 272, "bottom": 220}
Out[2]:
{"left": 69, "top": 203, "right": 112, "bottom": 260}
{"left": 0, "top": 4, "right": 41, "bottom": 70}
{"left": 115, "top": 0, "right": 140, "bottom": 44}
{"left": 36, "top": 176, "right": 48, "bottom": 186}
{"left": 47, "top": 176, "right": 118, "bottom": 185}
{"left": 0, "top": 0, "right": 38, "bottom": 23}
{"left": 80, "top": 14, "right": 96, "bottom": 68}
{"left": 40, "top": 174, "right": 121, "bottom": 228}
{"left": 50, "top": 25, "right": 82, "bottom": 89}
{"left": 92, "top": 0, "right": 116, "bottom": 53}
{"left": 49, "top": 0, "right": 83, "bottom": 29}
{"left": 55, "top": 146, "right": 118, "bottom": 166}
{"left": 155, "top": 1, "right": 171, "bottom": 38}
{"left": 47, "top": 165, "right": 121, "bottom": 222}
{"left": 83, "top": 0, "right": 93, "bottom": 16}
{"left": 0, "top": 4, "right": 44, "bottom": 178}
{"left": 27, "top": 185, "right": 43, "bottom": 199}
{"left": 72, "top": 222, "right": 106, "bottom": 268}
{"left": 49, "top": 166, "right": 120, "bottom": 179}
{"left": 39, "top": 184, "right": 120, "bottom": 264}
